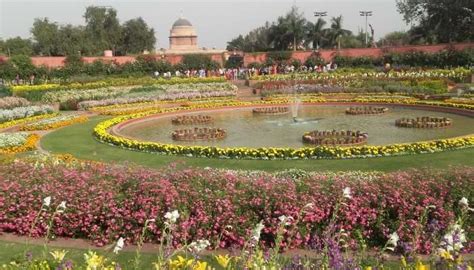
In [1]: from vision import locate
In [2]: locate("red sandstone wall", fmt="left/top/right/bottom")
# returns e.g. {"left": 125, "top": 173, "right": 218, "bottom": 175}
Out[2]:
{"left": 2, "top": 42, "right": 472, "bottom": 68}
{"left": 243, "top": 42, "right": 474, "bottom": 66}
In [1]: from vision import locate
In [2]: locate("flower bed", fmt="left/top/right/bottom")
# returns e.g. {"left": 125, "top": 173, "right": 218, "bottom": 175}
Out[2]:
{"left": 172, "top": 127, "right": 227, "bottom": 141}
{"left": 0, "top": 158, "right": 471, "bottom": 254}
{"left": 94, "top": 99, "right": 474, "bottom": 160}
{"left": 251, "top": 68, "right": 470, "bottom": 83}
{"left": 0, "top": 132, "right": 39, "bottom": 154}
{"left": 302, "top": 130, "right": 368, "bottom": 146}
{"left": 252, "top": 106, "right": 290, "bottom": 115}
{"left": 0, "top": 105, "right": 56, "bottom": 128}
{"left": 0, "top": 97, "right": 30, "bottom": 109}
{"left": 20, "top": 114, "right": 89, "bottom": 131}
{"left": 345, "top": 106, "right": 388, "bottom": 115}
{"left": 11, "top": 77, "right": 226, "bottom": 96}
{"left": 76, "top": 84, "right": 237, "bottom": 110}
{"left": 0, "top": 113, "right": 59, "bottom": 130}
{"left": 171, "top": 115, "right": 212, "bottom": 125}
{"left": 395, "top": 117, "right": 452, "bottom": 128}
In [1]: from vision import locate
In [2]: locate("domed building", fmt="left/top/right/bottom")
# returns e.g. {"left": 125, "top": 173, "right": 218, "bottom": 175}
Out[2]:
{"left": 169, "top": 17, "right": 198, "bottom": 51}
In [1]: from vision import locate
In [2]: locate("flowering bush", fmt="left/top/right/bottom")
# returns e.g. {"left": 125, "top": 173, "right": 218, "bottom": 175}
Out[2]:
{"left": 0, "top": 158, "right": 472, "bottom": 255}
{"left": 77, "top": 88, "right": 237, "bottom": 110}
{"left": 251, "top": 68, "right": 471, "bottom": 83}
{"left": 93, "top": 99, "right": 474, "bottom": 160}
{"left": 0, "top": 97, "right": 30, "bottom": 109}
{"left": 0, "top": 132, "right": 39, "bottom": 154}
{"left": 19, "top": 114, "right": 88, "bottom": 131}
{"left": 11, "top": 76, "right": 226, "bottom": 95}
{"left": 0, "top": 113, "right": 59, "bottom": 130}
{"left": 0, "top": 105, "right": 55, "bottom": 124}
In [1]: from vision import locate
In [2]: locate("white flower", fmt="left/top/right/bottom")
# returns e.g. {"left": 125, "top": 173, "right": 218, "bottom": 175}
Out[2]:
{"left": 343, "top": 187, "right": 352, "bottom": 199}
{"left": 385, "top": 232, "right": 399, "bottom": 251}
{"left": 113, "top": 237, "right": 125, "bottom": 254}
{"left": 278, "top": 215, "right": 293, "bottom": 226}
{"left": 188, "top": 239, "right": 210, "bottom": 253}
{"left": 164, "top": 210, "right": 179, "bottom": 224}
{"left": 459, "top": 197, "right": 469, "bottom": 208}
{"left": 43, "top": 196, "right": 52, "bottom": 207}
{"left": 146, "top": 218, "right": 156, "bottom": 223}
{"left": 303, "top": 203, "right": 314, "bottom": 209}
{"left": 251, "top": 221, "right": 265, "bottom": 242}
{"left": 57, "top": 201, "right": 67, "bottom": 213}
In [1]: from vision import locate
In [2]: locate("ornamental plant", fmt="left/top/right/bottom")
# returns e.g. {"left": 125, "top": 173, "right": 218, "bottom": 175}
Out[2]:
{"left": 0, "top": 159, "right": 472, "bottom": 269}
{"left": 0, "top": 105, "right": 55, "bottom": 124}
{"left": 20, "top": 114, "right": 88, "bottom": 131}
{"left": 0, "top": 132, "right": 39, "bottom": 154}
{"left": 0, "top": 157, "right": 472, "bottom": 254}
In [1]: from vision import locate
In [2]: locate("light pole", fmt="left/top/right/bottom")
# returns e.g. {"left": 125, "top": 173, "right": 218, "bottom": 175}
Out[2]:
{"left": 359, "top": 11, "right": 373, "bottom": 46}
{"left": 313, "top": 11, "right": 327, "bottom": 50}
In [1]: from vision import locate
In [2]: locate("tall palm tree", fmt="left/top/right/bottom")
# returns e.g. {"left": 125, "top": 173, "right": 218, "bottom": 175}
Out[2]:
{"left": 270, "top": 6, "right": 307, "bottom": 51}
{"left": 328, "top": 16, "right": 352, "bottom": 49}
{"left": 305, "top": 18, "right": 328, "bottom": 49}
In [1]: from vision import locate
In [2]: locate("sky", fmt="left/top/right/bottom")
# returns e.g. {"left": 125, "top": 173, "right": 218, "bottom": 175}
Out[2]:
{"left": 0, "top": 0, "right": 409, "bottom": 49}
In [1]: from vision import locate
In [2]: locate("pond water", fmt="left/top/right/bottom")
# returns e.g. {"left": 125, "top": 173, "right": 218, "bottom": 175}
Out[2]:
{"left": 119, "top": 105, "right": 474, "bottom": 148}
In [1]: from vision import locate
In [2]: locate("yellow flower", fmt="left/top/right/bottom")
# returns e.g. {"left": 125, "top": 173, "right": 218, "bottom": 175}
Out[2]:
{"left": 169, "top": 256, "right": 194, "bottom": 270}
{"left": 365, "top": 267, "right": 372, "bottom": 270}
{"left": 84, "top": 251, "right": 106, "bottom": 270}
{"left": 215, "top": 254, "right": 232, "bottom": 268}
{"left": 415, "top": 261, "right": 429, "bottom": 270}
{"left": 193, "top": 261, "right": 208, "bottom": 270}
{"left": 50, "top": 250, "right": 68, "bottom": 262}
{"left": 439, "top": 250, "right": 453, "bottom": 261}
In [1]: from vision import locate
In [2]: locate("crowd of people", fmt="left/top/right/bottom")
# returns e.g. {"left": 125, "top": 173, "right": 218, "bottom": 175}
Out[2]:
{"left": 153, "top": 62, "right": 339, "bottom": 81}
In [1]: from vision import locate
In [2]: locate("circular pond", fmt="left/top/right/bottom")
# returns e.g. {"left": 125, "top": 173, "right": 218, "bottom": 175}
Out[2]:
{"left": 117, "top": 105, "right": 474, "bottom": 148}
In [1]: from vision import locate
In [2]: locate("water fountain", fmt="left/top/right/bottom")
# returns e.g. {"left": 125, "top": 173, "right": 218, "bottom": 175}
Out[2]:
{"left": 291, "top": 96, "right": 301, "bottom": 122}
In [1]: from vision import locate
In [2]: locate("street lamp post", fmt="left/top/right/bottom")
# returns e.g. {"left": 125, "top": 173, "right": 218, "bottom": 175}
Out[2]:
{"left": 359, "top": 11, "right": 373, "bottom": 46}
{"left": 313, "top": 11, "right": 327, "bottom": 50}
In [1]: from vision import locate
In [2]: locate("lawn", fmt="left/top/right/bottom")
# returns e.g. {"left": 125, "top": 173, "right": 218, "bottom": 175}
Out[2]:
{"left": 0, "top": 241, "right": 157, "bottom": 268}
{"left": 40, "top": 116, "right": 474, "bottom": 172}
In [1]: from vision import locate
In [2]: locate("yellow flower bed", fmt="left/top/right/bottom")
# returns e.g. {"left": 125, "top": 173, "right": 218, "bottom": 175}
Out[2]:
{"left": 93, "top": 99, "right": 474, "bottom": 160}
{"left": 10, "top": 77, "right": 226, "bottom": 94}
{"left": 0, "top": 113, "right": 59, "bottom": 130}
{"left": 89, "top": 98, "right": 236, "bottom": 115}
{"left": 0, "top": 133, "right": 39, "bottom": 155}
{"left": 20, "top": 115, "right": 89, "bottom": 131}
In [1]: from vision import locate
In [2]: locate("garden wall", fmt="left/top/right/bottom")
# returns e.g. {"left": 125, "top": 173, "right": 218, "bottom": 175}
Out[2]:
{"left": 1, "top": 42, "right": 472, "bottom": 68}
{"left": 243, "top": 42, "right": 474, "bottom": 66}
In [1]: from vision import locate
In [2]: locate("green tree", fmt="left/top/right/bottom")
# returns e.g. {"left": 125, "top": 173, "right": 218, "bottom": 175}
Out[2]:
{"left": 31, "top": 18, "right": 59, "bottom": 56}
{"left": 1, "top": 37, "right": 33, "bottom": 56}
{"left": 270, "top": 6, "right": 307, "bottom": 51}
{"left": 226, "top": 35, "right": 245, "bottom": 51}
{"left": 182, "top": 54, "right": 220, "bottom": 70}
{"left": 120, "top": 18, "right": 156, "bottom": 55}
{"left": 9, "top": 55, "right": 35, "bottom": 77}
{"left": 84, "top": 6, "right": 122, "bottom": 55}
{"left": 396, "top": 0, "right": 474, "bottom": 43}
{"left": 57, "top": 25, "right": 92, "bottom": 56}
{"left": 327, "top": 16, "right": 352, "bottom": 49}
{"left": 305, "top": 18, "right": 328, "bottom": 49}
{"left": 377, "top": 31, "right": 410, "bottom": 47}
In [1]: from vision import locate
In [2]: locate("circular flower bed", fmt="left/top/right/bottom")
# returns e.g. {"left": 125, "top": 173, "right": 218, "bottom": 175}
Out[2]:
{"left": 171, "top": 115, "right": 212, "bottom": 125}
{"left": 302, "top": 130, "right": 368, "bottom": 146}
{"left": 395, "top": 117, "right": 452, "bottom": 128}
{"left": 172, "top": 127, "right": 226, "bottom": 141}
{"left": 252, "top": 106, "right": 289, "bottom": 115}
{"left": 345, "top": 106, "right": 388, "bottom": 115}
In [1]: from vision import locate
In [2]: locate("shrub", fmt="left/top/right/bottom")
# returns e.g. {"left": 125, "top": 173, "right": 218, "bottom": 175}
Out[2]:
{"left": 0, "top": 159, "right": 471, "bottom": 253}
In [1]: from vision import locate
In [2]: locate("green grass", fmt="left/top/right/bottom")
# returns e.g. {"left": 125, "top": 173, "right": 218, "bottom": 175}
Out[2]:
{"left": 0, "top": 241, "right": 157, "bottom": 268}
{"left": 40, "top": 116, "right": 474, "bottom": 172}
